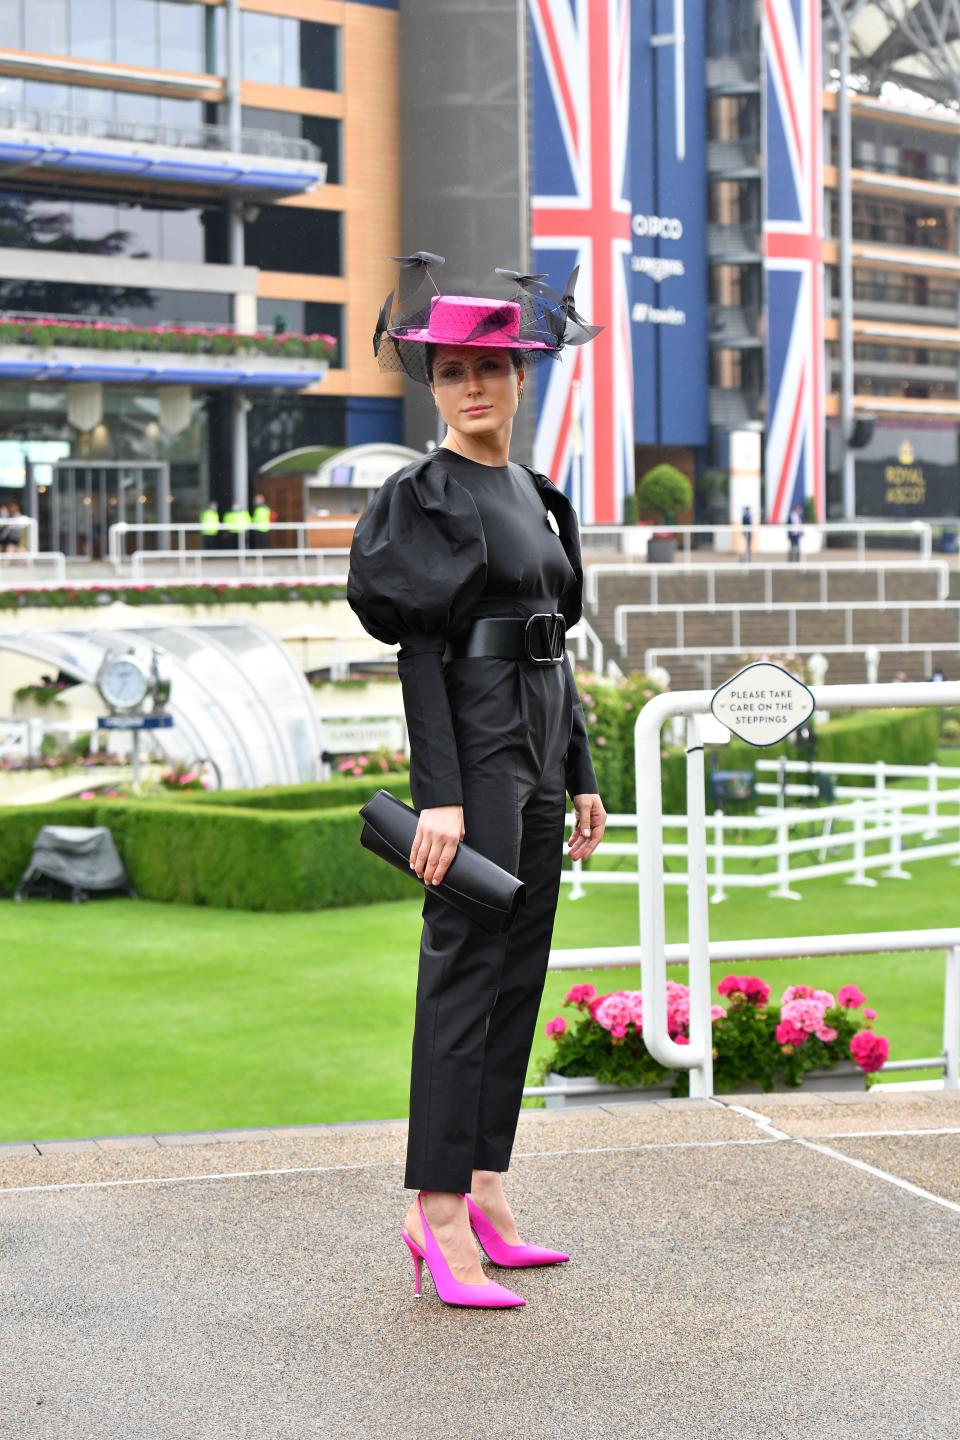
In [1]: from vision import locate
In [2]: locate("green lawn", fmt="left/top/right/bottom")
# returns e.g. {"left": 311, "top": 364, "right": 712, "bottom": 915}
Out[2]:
{"left": 2, "top": 843, "right": 957, "bottom": 1141}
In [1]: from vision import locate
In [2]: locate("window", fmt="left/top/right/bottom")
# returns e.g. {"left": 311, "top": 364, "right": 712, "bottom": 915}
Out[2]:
{"left": 0, "top": 189, "right": 209, "bottom": 266}
{"left": 239, "top": 13, "right": 340, "bottom": 91}
{"left": 256, "top": 298, "right": 344, "bottom": 364}
{"left": 243, "top": 206, "right": 342, "bottom": 276}
{"left": 25, "top": 0, "right": 67, "bottom": 55}
{"left": 241, "top": 107, "right": 342, "bottom": 181}
{"left": 68, "top": 0, "right": 111, "bottom": 61}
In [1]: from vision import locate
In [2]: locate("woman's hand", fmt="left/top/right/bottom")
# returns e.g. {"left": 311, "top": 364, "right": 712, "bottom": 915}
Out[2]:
{"left": 410, "top": 805, "right": 465, "bottom": 886}
{"left": 567, "top": 793, "right": 606, "bottom": 862}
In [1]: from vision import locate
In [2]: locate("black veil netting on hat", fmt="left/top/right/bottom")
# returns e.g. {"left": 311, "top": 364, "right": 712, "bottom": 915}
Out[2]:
{"left": 372, "top": 251, "right": 604, "bottom": 386}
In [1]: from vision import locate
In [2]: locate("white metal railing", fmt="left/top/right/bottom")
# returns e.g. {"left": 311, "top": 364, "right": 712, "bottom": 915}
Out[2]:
{"left": 580, "top": 520, "right": 937, "bottom": 564}
{"left": 0, "top": 515, "right": 38, "bottom": 554}
{"left": 0, "top": 550, "right": 65, "bottom": 582}
{"left": 584, "top": 558, "right": 951, "bottom": 608}
{"left": 523, "top": 931, "right": 960, "bottom": 1097}
{"left": 568, "top": 612, "right": 620, "bottom": 678}
{"left": 130, "top": 547, "right": 351, "bottom": 581}
{"left": 644, "top": 642, "right": 960, "bottom": 686}
{"left": 524, "top": 680, "right": 960, "bottom": 1102}
{"left": 615, "top": 597, "right": 960, "bottom": 655}
{"left": 108, "top": 520, "right": 356, "bottom": 575}
{"left": 559, "top": 778, "right": 960, "bottom": 903}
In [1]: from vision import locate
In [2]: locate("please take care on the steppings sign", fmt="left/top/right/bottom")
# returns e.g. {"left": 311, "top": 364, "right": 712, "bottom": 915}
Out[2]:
{"left": 710, "top": 662, "right": 816, "bottom": 748}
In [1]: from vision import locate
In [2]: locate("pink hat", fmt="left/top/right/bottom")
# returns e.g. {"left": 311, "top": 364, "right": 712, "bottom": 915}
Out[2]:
{"left": 389, "top": 293, "right": 552, "bottom": 352}
{"left": 373, "top": 251, "right": 602, "bottom": 386}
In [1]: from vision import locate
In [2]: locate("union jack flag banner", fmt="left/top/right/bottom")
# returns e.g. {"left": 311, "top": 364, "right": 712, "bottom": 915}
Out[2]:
{"left": 762, "top": 0, "right": 825, "bottom": 523}
{"left": 527, "top": 0, "right": 634, "bottom": 525}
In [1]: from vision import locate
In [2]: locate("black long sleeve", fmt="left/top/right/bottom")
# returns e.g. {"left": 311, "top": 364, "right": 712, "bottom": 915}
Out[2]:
{"left": 396, "top": 634, "right": 464, "bottom": 809}
{"left": 563, "top": 652, "right": 599, "bottom": 800}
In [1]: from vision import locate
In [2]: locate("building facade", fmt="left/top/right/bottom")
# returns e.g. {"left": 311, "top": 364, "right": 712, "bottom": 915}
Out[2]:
{"left": 0, "top": 0, "right": 402, "bottom": 555}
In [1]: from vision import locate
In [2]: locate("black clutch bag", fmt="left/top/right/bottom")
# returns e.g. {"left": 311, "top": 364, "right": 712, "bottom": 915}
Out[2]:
{"left": 358, "top": 788, "right": 526, "bottom": 936}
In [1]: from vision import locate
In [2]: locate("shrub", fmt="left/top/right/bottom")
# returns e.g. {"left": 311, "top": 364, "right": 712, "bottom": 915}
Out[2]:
{"left": 635, "top": 464, "right": 693, "bottom": 524}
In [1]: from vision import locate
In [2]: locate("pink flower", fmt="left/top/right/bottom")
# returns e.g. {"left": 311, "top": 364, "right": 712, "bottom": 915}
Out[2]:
{"left": 717, "top": 974, "right": 770, "bottom": 1007}
{"left": 776, "top": 1018, "right": 808, "bottom": 1047}
{"left": 710, "top": 1004, "right": 728, "bottom": 1022}
{"left": 782, "top": 983, "right": 816, "bottom": 1003}
{"left": 863, "top": 1008, "right": 877, "bottom": 1021}
{"left": 675, "top": 1034, "right": 690, "bottom": 1045}
{"left": 815, "top": 1025, "right": 839, "bottom": 1044}
{"left": 545, "top": 1016, "right": 567, "bottom": 1039}
{"left": 564, "top": 983, "right": 597, "bottom": 1007}
{"left": 351, "top": 766, "right": 363, "bottom": 775}
{"left": 781, "top": 998, "right": 827, "bottom": 1034}
{"left": 812, "top": 989, "right": 836, "bottom": 1009}
{"left": 850, "top": 1030, "right": 889, "bottom": 1073}
{"left": 594, "top": 994, "right": 634, "bottom": 1034}
{"left": 79, "top": 789, "right": 95, "bottom": 800}
{"left": 595, "top": 735, "right": 607, "bottom": 746}
{"left": 837, "top": 984, "right": 867, "bottom": 1009}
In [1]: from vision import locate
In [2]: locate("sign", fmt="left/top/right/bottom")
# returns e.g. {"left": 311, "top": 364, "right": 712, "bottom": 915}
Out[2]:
{"left": 710, "top": 662, "right": 815, "bottom": 748}
{"left": 319, "top": 719, "right": 404, "bottom": 755}
{"left": 631, "top": 0, "right": 709, "bottom": 447}
{"left": 97, "top": 714, "right": 174, "bottom": 731}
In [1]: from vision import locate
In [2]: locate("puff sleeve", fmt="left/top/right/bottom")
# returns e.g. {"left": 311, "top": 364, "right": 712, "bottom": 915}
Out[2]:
{"left": 346, "top": 458, "right": 488, "bottom": 811}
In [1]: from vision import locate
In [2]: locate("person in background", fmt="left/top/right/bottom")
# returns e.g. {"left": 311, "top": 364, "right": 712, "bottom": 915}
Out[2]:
{"left": 0, "top": 503, "right": 11, "bottom": 552}
{"left": 929, "top": 665, "right": 946, "bottom": 682}
{"left": 251, "top": 493, "right": 272, "bottom": 551}
{"left": 223, "top": 501, "right": 251, "bottom": 551}
{"left": 787, "top": 504, "right": 803, "bottom": 563}
{"left": 200, "top": 500, "right": 220, "bottom": 551}
{"left": 740, "top": 503, "right": 753, "bottom": 564}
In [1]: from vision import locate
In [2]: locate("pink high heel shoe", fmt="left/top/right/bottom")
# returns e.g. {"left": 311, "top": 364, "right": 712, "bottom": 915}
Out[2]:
{"left": 465, "top": 1192, "right": 570, "bottom": 1267}
{"left": 401, "top": 1192, "right": 527, "bottom": 1307}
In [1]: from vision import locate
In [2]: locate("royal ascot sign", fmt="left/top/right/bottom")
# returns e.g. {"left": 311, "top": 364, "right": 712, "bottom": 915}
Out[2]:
{"left": 710, "top": 663, "right": 816, "bottom": 748}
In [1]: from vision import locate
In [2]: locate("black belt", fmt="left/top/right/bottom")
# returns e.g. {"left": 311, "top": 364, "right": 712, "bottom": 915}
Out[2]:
{"left": 442, "top": 613, "right": 566, "bottom": 665}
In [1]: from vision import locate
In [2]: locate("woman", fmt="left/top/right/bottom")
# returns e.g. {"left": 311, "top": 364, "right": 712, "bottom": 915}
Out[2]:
{"left": 347, "top": 253, "right": 606, "bottom": 1308}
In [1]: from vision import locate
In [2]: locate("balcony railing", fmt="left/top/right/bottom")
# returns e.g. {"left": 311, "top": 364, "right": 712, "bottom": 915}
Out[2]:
{"left": 0, "top": 101, "right": 325, "bottom": 196}
{"left": 0, "top": 100, "right": 320, "bottom": 163}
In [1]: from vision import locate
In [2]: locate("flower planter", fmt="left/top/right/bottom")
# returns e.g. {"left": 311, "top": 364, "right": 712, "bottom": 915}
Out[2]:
{"left": 646, "top": 536, "right": 677, "bottom": 563}
{"left": 543, "top": 1059, "right": 867, "bottom": 1108}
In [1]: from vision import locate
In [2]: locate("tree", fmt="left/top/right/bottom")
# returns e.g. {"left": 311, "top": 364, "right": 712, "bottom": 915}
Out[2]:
{"left": 635, "top": 464, "right": 693, "bottom": 525}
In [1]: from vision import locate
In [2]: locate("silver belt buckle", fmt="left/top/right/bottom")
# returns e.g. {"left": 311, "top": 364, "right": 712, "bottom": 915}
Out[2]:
{"left": 523, "top": 613, "right": 565, "bottom": 664}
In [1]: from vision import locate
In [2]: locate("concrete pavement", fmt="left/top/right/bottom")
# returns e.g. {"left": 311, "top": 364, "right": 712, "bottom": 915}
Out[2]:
{"left": 2, "top": 1090, "right": 959, "bottom": 1439}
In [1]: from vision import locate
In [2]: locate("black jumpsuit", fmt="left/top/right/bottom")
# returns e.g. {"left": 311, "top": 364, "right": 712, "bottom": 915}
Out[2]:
{"left": 346, "top": 446, "right": 599, "bottom": 1193}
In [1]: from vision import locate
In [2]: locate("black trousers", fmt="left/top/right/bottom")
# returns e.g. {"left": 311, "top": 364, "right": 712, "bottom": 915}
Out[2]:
{"left": 403, "top": 652, "right": 574, "bottom": 1192}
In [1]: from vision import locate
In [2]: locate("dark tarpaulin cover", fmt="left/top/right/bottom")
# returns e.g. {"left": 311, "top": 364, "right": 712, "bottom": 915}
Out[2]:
{"left": 17, "top": 826, "right": 130, "bottom": 897}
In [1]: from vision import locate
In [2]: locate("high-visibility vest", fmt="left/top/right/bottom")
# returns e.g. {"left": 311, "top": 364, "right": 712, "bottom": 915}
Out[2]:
{"left": 224, "top": 507, "right": 251, "bottom": 534}
{"left": 200, "top": 506, "right": 219, "bottom": 536}
{"left": 252, "top": 504, "right": 271, "bottom": 533}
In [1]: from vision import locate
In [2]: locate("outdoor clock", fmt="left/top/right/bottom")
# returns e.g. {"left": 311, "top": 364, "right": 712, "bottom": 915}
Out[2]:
{"left": 96, "top": 651, "right": 152, "bottom": 713}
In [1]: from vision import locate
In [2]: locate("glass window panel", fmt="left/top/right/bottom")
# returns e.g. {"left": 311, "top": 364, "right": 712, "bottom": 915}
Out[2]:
{"left": 157, "top": 96, "right": 204, "bottom": 136}
{"left": 243, "top": 206, "right": 341, "bottom": 276}
{"left": 305, "top": 302, "right": 343, "bottom": 365}
{"left": 68, "top": 0, "right": 112, "bottom": 61}
{"left": 257, "top": 297, "right": 304, "bottom": 333}
{"left": 242, "top": 12, "right": 283, "bottom": 85}
{"left": 25, "top": 0, "right": 68, "bottom": 55}
{"left": 299, "top": 22, "right": 340, "bottom": 92}
{"left": 158, "top": 0, "right": 204, "bottom": 73}
{"left": 24, "top": 80, "right": 68, "bottom": 110}
{"left": 115, "top": 0, "right": 158, "bottom": 70}
{"left": 0, "top": 1, "right": 23, "bottom": 50}
{"left": 158, "top": 208, "right": 205, "bottom": 264}
{"left": 69, "top": 85, "right": 114, "bottom": 118}
{"left": 302, "top": 115, "right": 341, "bottom": 183}
{"left": 281, "top": 16, "right": 301, "bottom": 89}
{"left": 114, "top": 205, "right": 161, "bottom": 260}
{"left": 115, "top": 90, "right": 160, "bottom": 126}
{"left": 0, "top": 78, "right": 24, "bottom": 112}
{"left": 241, "top": 105, "right": 300, "bottom": 142}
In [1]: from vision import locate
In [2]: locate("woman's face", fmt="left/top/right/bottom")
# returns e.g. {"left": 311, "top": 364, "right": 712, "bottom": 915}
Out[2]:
{"left": 429, "top": 345, "right": 522, "bottom": 435}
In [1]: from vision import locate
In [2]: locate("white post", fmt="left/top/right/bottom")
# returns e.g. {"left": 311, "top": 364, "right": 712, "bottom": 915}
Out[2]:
{"left": 923, "top": 762, "right": 939, "bottom": 840}
{"left": 685, "top": 714, "right": 713, "bottom": 1099}
{"left": 710, "top": 807, "right": 727, "bottom": 904}
{"left": 568, "top": 855, "right": 585, "bottom": 901}
{"left": 944, "top": 945, "right": 960, "bottom": 1090}
{"left": 881, "top": 793, "right": 912, "bottom": 881}
{"left": 953, "top": 784, "right": 960, "bottom": 868}
{"left": 769, "top": 809, "right": 802, "bottom": 900}
{"left": 844, "top": 799, "right": 878, "bottom": 887}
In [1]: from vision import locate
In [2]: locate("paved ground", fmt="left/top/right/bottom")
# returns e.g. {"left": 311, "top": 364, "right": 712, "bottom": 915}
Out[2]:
{"left": 2, "top": 1090, "right": 959, "bottom": 1439}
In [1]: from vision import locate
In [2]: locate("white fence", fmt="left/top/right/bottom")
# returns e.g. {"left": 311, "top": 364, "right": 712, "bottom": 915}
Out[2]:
{"left": 528, "top": 679, "right": 960, "bottom": 1101}
{"left": 584, "top": 557, "right": 951, "bottom": 608}
{"left": 580, "top": 520, "right": 939, "bottom": 564}
{"left": 644, "top": 643, "right": 960, "bottom": 687}
{"left": 107, "top": 520, "right": 355, "bottom": 578}
{"left": 0, "top": 550, "right": 66, "bottom": 582}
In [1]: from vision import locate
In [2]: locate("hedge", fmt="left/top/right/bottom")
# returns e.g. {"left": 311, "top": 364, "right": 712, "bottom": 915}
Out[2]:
{"left": 0, "top": 708, "right": 943, "bottom": 911}
{"left": 0, "top": 798, "right": 416, "bottom": 912}
{"left": 177, "top": 773, "right": 411, "bottom": 813}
